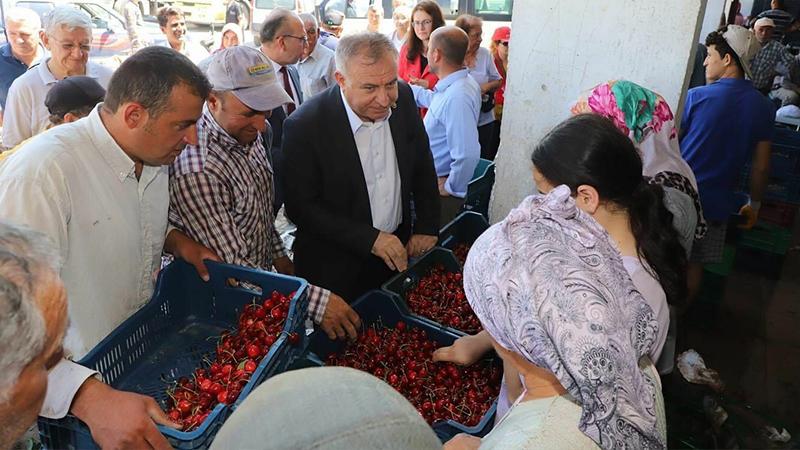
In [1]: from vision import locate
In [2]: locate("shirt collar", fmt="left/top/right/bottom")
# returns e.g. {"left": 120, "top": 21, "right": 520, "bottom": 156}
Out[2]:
{"left": 434, "top": 68, "right": 470, "bottom": 93}
{"left": 339, "top": 88, "right": 392, "bottom": 135}
{"left": 0, "top": 43, "right": 43, "bottom": 61}
{"left": 37, "top": 59, "right": 102, "bottom": 85}
{"left": 301, "top": 43, "right": 322, "bottom": 63}
{"left": 85, "top": 105, "right": 138, "bottom": 182}
{"left": 269, "top": 58, "right": 285, "bottom": 76}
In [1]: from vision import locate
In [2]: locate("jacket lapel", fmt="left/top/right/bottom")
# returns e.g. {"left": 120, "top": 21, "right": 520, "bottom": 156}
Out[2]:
{"left": 288, "top": 65, "right": 304, "bottom": 105}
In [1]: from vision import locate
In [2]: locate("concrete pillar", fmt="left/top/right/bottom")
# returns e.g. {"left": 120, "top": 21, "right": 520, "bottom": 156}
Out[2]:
{"left": 489, "top": 0, "right": 708, "bottom": 222}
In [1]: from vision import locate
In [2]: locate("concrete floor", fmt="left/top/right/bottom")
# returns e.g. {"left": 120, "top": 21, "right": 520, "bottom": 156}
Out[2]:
{"left": 674, "top": 223, "right": 800, "bottom": 448}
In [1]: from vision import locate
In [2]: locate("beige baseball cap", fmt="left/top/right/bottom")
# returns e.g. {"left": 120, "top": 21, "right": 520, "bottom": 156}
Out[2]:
{"left": 721, "top": 25, "right": 762, "bottom": 79}
{"left": 205, "top": 46, "right": 293, "bottom": 112}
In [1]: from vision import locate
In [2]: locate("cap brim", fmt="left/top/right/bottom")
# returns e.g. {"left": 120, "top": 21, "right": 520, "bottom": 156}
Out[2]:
{"left": 231, "top": 84, "right": 294, "bottom": 112}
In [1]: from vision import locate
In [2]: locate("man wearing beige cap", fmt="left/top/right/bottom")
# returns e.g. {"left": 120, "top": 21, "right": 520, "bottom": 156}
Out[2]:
{"left": 751, "top": 17, "right": 799, "bottom": 103}
{"left": 680, "top": 25, "right": 775, "bottom": 301}
{"left": 169, "top": 46, "right": 361, "bottom": 340}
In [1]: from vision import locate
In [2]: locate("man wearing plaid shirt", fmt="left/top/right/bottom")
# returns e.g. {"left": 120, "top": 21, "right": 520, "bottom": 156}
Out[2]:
{"left": 169, "top": 46, "right": 361, "bottom": 340}
{"left": 751, "top": 17, "right": 798, "bottom": 98}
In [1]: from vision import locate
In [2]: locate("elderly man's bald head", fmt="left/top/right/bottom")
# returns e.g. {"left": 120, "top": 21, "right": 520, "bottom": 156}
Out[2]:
{"left": 429, "top": 26, "right": 469, "bottom": 67}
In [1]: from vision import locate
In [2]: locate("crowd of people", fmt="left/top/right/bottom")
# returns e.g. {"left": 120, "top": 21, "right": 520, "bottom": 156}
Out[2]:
{"left": 0, "top": 1, "right": 781, "bottom": 449}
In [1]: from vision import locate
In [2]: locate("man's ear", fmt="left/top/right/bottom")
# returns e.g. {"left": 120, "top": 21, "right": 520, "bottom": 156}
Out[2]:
{"left": 334, "top": 70, "right": 346, "bottom": 89}
{"left": 722, "top": 52, "right": 734, "bottom": 69}
{"left": 121, "top": 102, "right": 149, "bottom": 130}
{"left": 40, "top": 30, "right": 51, "bottom": 50}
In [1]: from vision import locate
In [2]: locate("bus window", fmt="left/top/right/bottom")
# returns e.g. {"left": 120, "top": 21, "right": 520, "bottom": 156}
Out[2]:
{"left": 473, "top": 0, "right": 512, "bottom": 16}
{"left": 254, "top": 0, "right": 296, "bottom": 10}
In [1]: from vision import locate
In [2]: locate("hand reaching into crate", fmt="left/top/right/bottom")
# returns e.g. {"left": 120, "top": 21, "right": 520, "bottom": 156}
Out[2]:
{"left": 319, "top": 293, "right": 361, "bottom": 340}
{"left": 71, "top": 378, "right": 180, "bottom": 450}
{"left": 433, "top": 331, "right": 493, "bottom": 367}
{"left": 371, "top": 231, "right": 408, "bottom": 272}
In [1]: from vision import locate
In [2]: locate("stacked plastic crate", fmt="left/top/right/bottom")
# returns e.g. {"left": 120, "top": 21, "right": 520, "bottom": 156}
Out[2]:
{"left": 735, "top": 124, "right": 799, "bottom": 279}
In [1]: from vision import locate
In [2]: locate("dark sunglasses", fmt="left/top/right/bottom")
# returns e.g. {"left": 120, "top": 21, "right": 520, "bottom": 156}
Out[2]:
{"left": 498, "top": 41, "right": 509, "bottom": 47}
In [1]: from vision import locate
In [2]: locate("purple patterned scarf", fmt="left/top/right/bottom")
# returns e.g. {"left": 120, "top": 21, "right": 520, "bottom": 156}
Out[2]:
{"left": 465, "top": 186, "right": 665, "bottom": 449}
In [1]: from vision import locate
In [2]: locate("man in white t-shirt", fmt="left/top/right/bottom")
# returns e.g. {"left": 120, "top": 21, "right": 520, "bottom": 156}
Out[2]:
{"left": 2, "top": 6, "right": 113, "bottom": 148}
{"left": 0, "top": 47, "right": 218, "bottom": 450}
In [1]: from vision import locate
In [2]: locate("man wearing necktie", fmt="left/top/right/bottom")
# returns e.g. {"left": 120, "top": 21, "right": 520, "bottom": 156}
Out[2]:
{"left": 260, "top": 9, "right": 307, "bottom": 214}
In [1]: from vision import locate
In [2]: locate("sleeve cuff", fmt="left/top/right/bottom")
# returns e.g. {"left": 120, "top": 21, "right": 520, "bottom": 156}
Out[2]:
{"left": 307, "top": 284, "right": 331, "bottom": 324}
{"left": 39, "top": 359, "right": 100, "bottom": 419}
{"left": 444, "top": 178, "right": 466, "bottom": 198}
{"left": 166, "top": 224, "right": 177, "bottom": 238}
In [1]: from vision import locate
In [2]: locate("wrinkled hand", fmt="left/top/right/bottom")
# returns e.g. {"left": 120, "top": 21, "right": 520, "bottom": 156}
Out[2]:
{"left": 273, "top": 256, "right": 295, "bottom": 275}
{"left": 409, "top": 77, "right": 430, "bottom": 89}
{"left": 406, "top": 234, "right": 437, "bottom": 258}
{"left": 443, "top": 433, "right": 482, "bottom": 450}
{"left": 72, "top": 378, "right": 179, "bottom": 450}
{"left": 166, "top": 230, "right": 220, "bottom": 281}
{"left": 738, "top": 204, "right": 758, "bottom": 229}
{"left": 432, "top": 332, "right": 492, "bottom": 366}
{"left": 371, "top": 231, "right": 408, "bottom": 272}
{"left": 320, "top": 293, "right": 361, "bottom": 340}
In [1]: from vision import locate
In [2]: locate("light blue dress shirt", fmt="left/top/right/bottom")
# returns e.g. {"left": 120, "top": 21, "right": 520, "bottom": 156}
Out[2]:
{"left": 411, "top": 69, "right": 481, "bottom": 198}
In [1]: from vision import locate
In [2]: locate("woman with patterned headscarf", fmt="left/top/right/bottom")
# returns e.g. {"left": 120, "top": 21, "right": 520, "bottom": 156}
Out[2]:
{"left": 441, "top": 115, "right": 683, "bottom": 449}
{"left": 572, "top": 80, "right": 707, "bottom": 251}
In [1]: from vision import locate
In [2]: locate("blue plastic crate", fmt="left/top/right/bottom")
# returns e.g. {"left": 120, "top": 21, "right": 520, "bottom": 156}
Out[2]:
{"left": 306, "top": 290, "right": 498, "bottom": 443}
{"left": 381, "top": 248, "right": 473, "bottom": 334}
{"left": 438, "top": 211, "right": 490, "bottom": 249}
{"left": 462, "top": 159, "right": 496, "bottom": 218}
{"left": 38, "top": 259, "right": 309, "bottom": 450}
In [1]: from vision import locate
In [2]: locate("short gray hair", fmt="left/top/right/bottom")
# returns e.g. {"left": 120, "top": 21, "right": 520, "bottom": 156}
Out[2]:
{"left": 335, "top": 32, "right": 398, "bottom": 77}
{"left": 0, "top": 222, "right": 60, "bottom": 402}
{"left": 299, "top": 13, "right": 317, "bottom": 29}
{"left": 5, "top": 7, "right": 42, "bottom": 29}
{"left": 45, "top": 5, "right": 93, "bottom": 37}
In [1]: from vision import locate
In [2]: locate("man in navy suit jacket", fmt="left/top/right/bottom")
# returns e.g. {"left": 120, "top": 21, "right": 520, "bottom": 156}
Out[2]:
{"left": 283, "top": 33, "right": 440, "bottom": 304}
{"left": 260, "top": 9, "right": 306, "bottom": 214}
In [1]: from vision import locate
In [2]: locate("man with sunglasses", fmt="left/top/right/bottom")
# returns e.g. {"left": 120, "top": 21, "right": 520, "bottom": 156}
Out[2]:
{"left": 2, "top": 6, "right": 112, "bottom": 149}
{"left": 259, "top": 8, "right": 307, "bottom": 214}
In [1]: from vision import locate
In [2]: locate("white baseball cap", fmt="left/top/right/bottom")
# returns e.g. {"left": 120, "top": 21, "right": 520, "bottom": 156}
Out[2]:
{"left": 721, "top": 25, "right": 762, "bottom": 79}
{"left": 205, "top": 46, "right": 293, "bottom": 112}
{"left": 754, "top": 17, "right": 776, "bottom": 28}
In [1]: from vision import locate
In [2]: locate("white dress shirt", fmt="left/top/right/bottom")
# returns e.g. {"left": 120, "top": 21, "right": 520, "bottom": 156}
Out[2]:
{"left": 297, "top": 43, "right": 336, "bottom": 99}
{"left": 340, "top": 90, "right": 402, "bottom": 233}
{"left": 270, "top": 58, "right": 300, "bottom": 114}
{"left": 1, "top": 59, "right": 113, "bottom": 148}
{"left": 0, "top": 106, "right": 170, "bottom": 418}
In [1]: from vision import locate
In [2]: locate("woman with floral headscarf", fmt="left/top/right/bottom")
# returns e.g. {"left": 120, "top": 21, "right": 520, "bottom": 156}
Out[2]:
{"left": 572, "top": 80, "right": 707, "bottom": 251}
{"left": 441, "top": 115, "right": 683, "bottom": 449}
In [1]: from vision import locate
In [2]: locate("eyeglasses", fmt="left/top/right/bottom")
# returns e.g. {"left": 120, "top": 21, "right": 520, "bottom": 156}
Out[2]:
{"left": 51, "top": 37, "right": 91, "bottom": 54}
{"left": 282, "top": 34, "right": 308, "bottom": 45}
{"left": 412, "top": 19, "right": 432, "bottom": 27}
{"left": 498, "top": 41, "right": 509, "bottom": 47}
